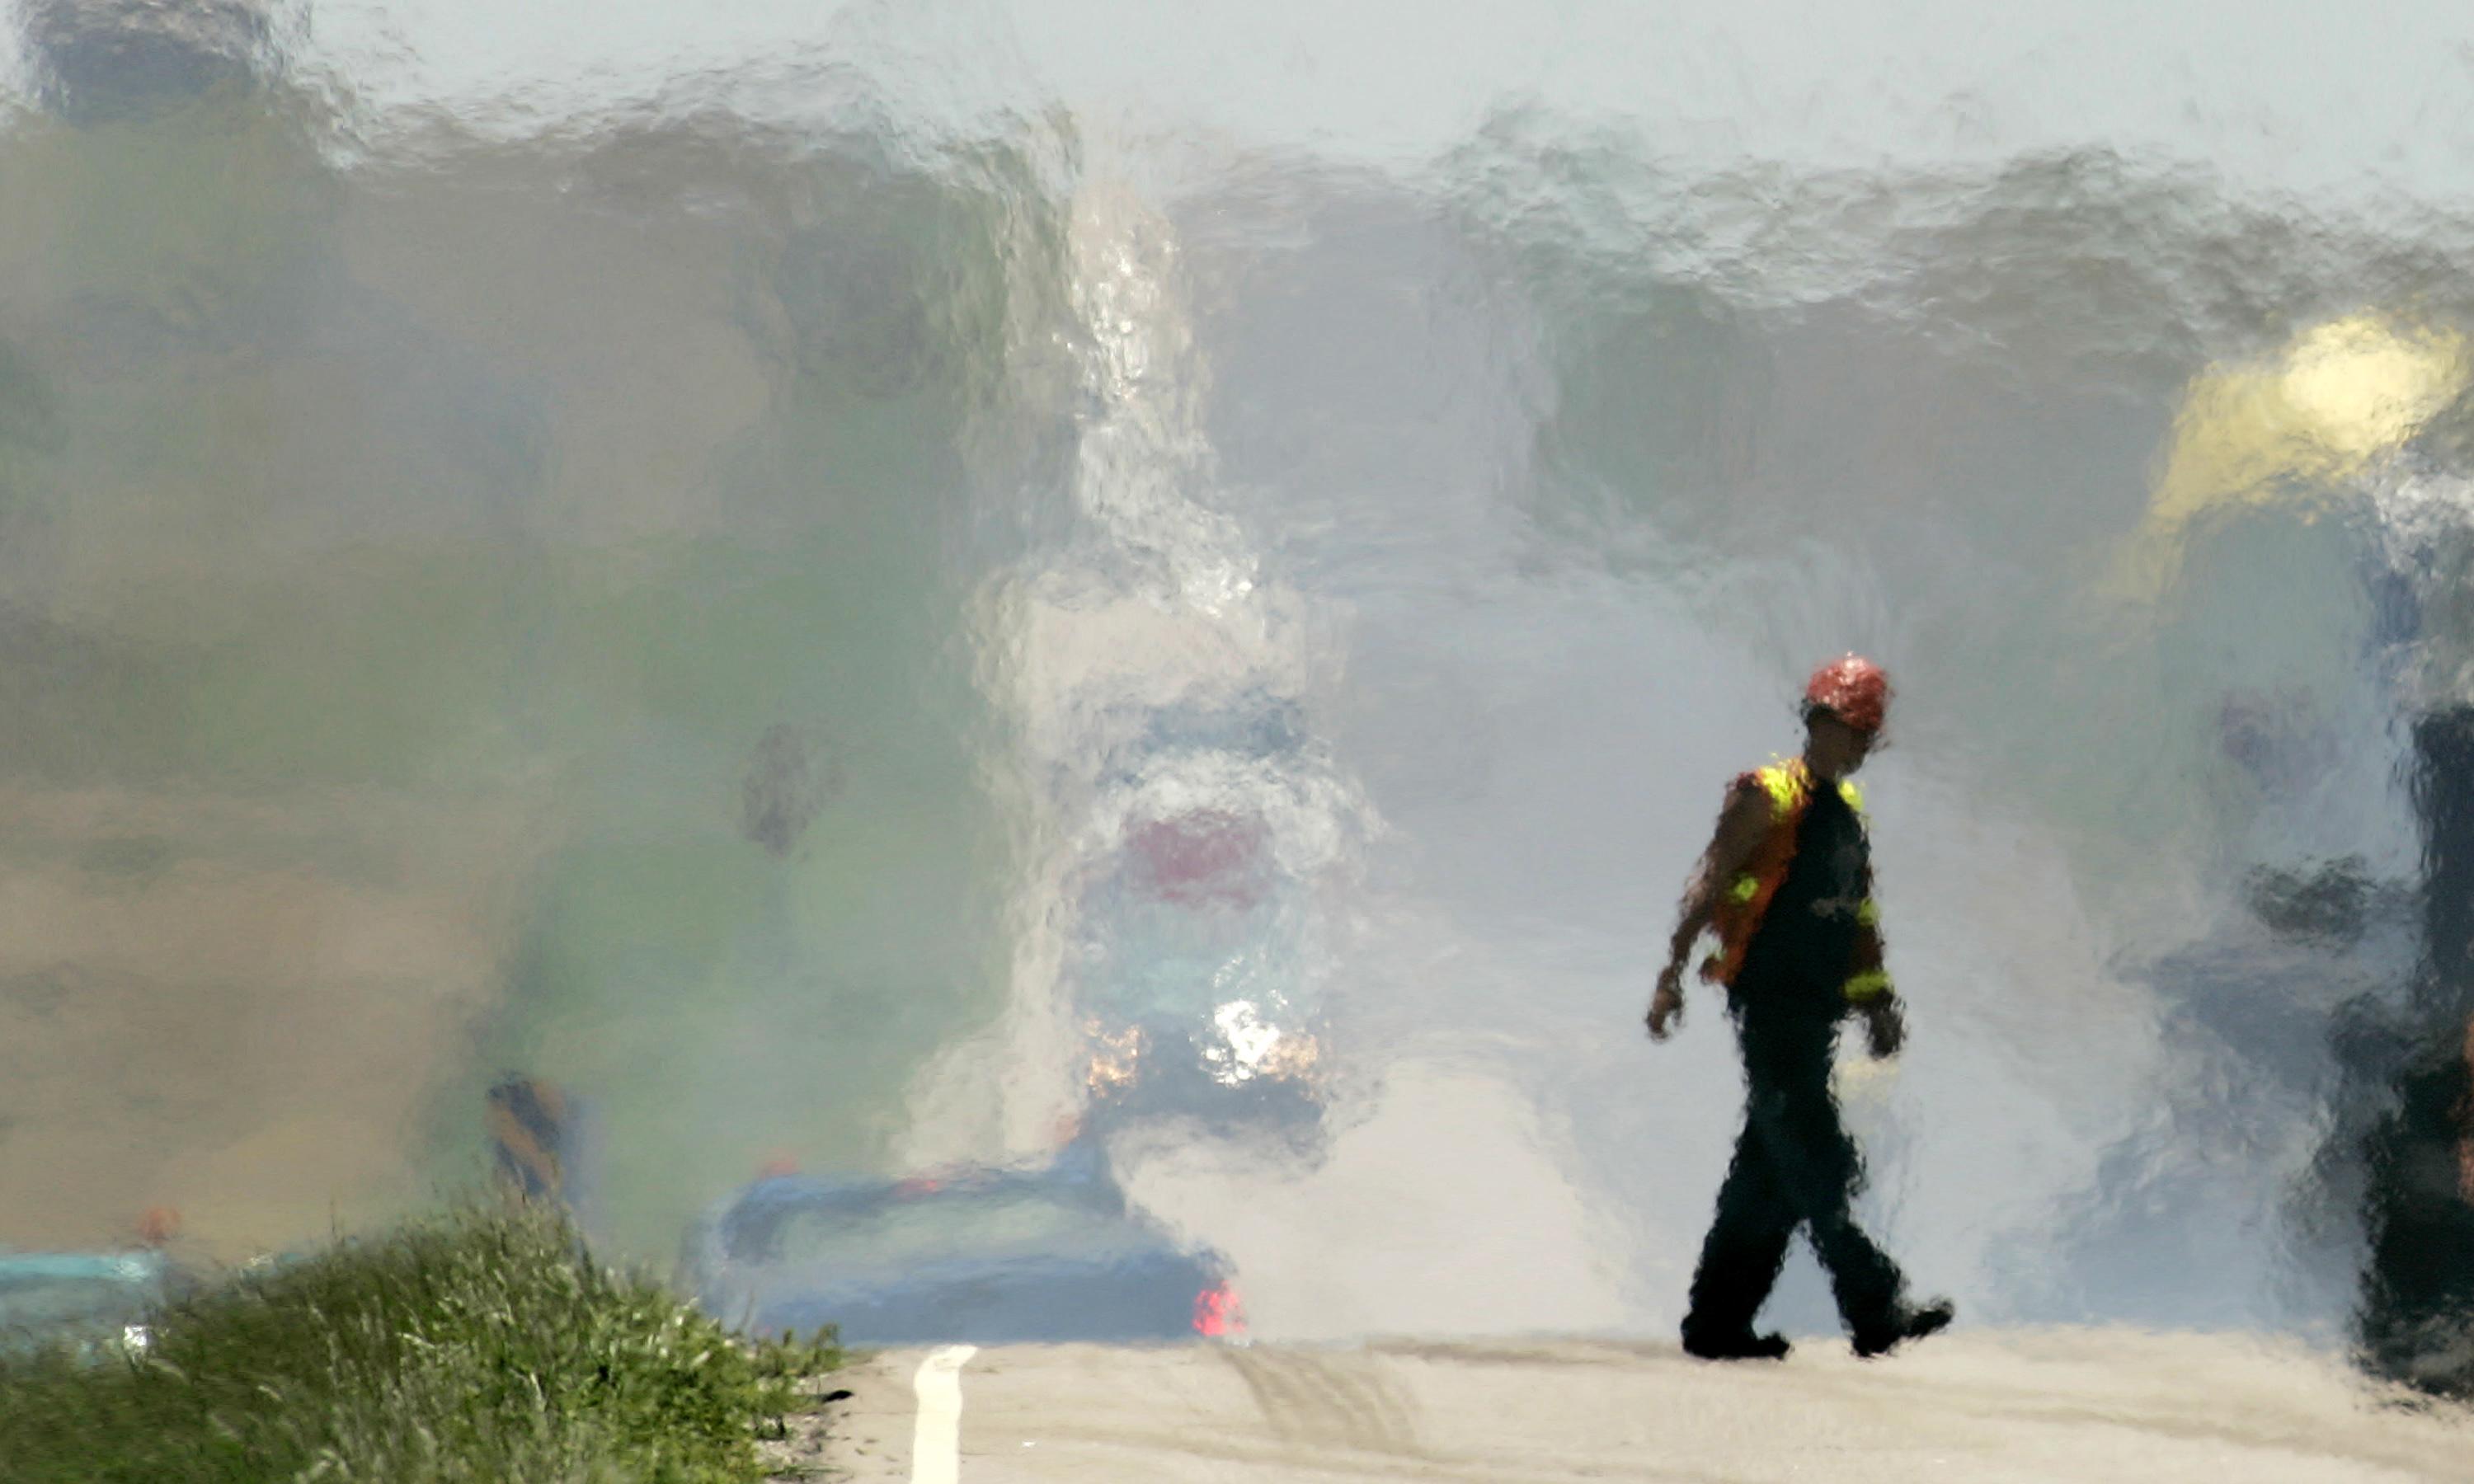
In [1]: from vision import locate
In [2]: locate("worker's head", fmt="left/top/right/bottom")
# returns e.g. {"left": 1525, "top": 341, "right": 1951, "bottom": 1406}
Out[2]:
{"left": 1801, "top": 654, "right": 1890, "bottom": 778}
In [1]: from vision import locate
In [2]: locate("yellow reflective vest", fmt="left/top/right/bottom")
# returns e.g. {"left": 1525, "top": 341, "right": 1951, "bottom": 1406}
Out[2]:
{"left": 1701, "top": 759, "right": 1893, "bottom": 1006}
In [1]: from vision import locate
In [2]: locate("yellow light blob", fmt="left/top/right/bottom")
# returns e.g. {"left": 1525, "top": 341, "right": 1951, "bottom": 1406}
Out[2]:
{"left": 2110, "top": 313, "right": 2469, "bottom": 599}
{"left": 2282, "top": 317, "right": 2466, "bottom": 458}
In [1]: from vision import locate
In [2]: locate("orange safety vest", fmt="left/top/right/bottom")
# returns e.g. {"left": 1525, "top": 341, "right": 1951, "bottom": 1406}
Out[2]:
{"left": 1700, "top": 758, "right": 1893, "bottom": 1006}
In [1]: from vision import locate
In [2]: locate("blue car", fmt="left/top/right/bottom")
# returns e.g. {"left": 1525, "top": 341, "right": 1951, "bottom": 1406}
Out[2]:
{"left": 0, "top": 1250, "right": 173, "bottom": 1360}
{"left": 677, "top": 1144, "right": 1239, "bottom": 1346}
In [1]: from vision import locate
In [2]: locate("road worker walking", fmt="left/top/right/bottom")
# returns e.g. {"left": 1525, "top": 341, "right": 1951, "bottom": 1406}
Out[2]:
{"left": 1649, "top": 655, "right": 1954, "bottom": 1360}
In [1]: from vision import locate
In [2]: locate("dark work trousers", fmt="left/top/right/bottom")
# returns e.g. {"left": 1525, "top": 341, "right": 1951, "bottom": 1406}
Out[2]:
{"left": 1681, "top": 998, "right": 1905, "bottom": 1342}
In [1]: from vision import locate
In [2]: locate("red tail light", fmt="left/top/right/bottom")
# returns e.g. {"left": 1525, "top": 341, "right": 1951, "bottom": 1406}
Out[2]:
{"left": 1193, "top": 1280, "right": 1244, "bottom": 1338}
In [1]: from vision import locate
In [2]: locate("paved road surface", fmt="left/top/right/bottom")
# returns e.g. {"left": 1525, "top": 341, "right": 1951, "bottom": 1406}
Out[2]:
{"left": 764, "top": 1329, "right": 2474, "bottom": 1482}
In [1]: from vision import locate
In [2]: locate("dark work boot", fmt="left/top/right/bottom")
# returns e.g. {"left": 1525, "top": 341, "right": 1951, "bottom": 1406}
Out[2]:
{"left": 1681, "top": 1326, "right": 1792, "bottom": 1361}
{"left": 1851, "top": 1297, "right": 1954, "bottom": 1359}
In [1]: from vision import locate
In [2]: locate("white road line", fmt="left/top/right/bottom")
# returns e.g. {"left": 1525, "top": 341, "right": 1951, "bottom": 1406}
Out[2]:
{"left": 910, "top": 1344, "right": 977, "bottom": 1484}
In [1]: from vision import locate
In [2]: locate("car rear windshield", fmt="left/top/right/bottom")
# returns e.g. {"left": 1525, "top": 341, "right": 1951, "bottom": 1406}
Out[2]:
{"left": 0, "top": 1256, "right": 161, "bottom": 1335}
{"left": 760, "top": 1190, "right": 1160, "bottom": 1272}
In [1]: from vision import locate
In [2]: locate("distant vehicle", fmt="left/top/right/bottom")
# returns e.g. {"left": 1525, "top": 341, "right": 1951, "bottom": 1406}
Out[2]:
{"left": 0, "top": 1250, "right": 172, "bottom": 1360}
{"left": 678, "top": 1144, "right": 1240, "bottom": 1347}
{"left": 1065, "top": 695, "right": 1353, "bottom": 1143}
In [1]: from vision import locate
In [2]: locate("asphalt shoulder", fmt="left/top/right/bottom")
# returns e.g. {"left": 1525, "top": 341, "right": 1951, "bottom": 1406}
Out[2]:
{"left": 796, "top": 1328, "right": 2474, "bottom": 1482}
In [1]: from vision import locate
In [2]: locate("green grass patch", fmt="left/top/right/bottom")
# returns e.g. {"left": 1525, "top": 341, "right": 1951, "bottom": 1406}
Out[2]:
{"left": 0, "top": 1205, "right": 840, "bottom": 1484}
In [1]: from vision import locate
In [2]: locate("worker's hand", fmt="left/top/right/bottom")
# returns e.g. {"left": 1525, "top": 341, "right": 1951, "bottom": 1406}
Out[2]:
{"left": 1648, "top": 964, "right": 1686, "bottom": 1041}
{"left": 1860, "top": 997, "right": 1905, "bottom": 1059}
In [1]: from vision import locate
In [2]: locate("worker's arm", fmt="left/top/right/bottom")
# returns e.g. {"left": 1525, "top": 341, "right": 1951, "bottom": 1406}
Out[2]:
{"left": 1858, "top": 993, "right": 1904, "bottom": 1058}
{"left": 2458, "top": 1013, "right": 2474, "bottom": 1205}
{"left": 1844, "top": 869, "right": 1904, "bottom": 1059}
{"left": 1649, "top": 779, "right": 1771, "bottom": 1040}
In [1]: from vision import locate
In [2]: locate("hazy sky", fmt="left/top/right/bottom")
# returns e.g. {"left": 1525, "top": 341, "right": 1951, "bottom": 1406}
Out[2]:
{"left": 0, "top": 2, "right": 2466, "bottom": 208}
{"left": 138, "top": 0, "right": 2470, "bottom": 209}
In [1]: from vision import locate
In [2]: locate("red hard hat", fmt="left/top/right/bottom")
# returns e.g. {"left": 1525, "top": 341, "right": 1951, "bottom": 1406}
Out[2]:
{"left": 1804, "top": 654, "right": 1891, "bottom": 735}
